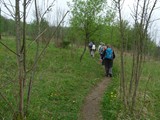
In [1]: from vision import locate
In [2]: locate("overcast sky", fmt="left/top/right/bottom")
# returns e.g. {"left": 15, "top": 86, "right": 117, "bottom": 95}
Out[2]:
{"left": 0, "top": 0, "right": 72, "bottom": 25}
{"left": 1, "top": 0, "right": 160, "bottom": 44}
{"left": 122, "top": 0, "right": 160, "bottom": 44}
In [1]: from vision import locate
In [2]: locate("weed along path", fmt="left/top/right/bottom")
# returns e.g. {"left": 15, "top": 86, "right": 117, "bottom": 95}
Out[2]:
{"left": 79, "top": 77, "right": 110, "bottom": 120}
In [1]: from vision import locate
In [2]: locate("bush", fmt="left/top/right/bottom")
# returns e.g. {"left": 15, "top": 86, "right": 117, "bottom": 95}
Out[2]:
{"left": 61, "top": 40, "right": 71, "bottom": 48}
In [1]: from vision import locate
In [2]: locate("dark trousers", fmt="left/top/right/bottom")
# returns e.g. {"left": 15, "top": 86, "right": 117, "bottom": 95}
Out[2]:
{"left": 104, "top": 59, "right": 113, "bottom": 76}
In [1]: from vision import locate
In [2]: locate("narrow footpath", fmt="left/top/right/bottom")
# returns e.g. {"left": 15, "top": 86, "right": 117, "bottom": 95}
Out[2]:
{"left": 79, "top": 77, "right": 111, "bottom": 120}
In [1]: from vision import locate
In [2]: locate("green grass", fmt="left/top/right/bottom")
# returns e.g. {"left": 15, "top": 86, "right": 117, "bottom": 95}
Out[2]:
{"left": 101, "top": 53, "right": 160, "bottom": 119}
{"left": 141, "top": 61, "right": 160, "bottom": 119}
{"left": 101, "top": 56, "right": 122, "bottom": 120}
{"left": 1, "top": 38, "right": 160, "bottom": 119}
{"left": 0, "top": 37, "right": 105, "bottom": 119}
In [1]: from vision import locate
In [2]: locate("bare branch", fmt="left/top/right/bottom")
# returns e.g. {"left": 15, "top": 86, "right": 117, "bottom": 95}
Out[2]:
{"left": 134, "top": 0, "right": 140, "bottom": 23}
{"left": 145, "top": 0, "right": 158, "bottom": 31}
{"left": 26, "top": 0, "right": 34, "bottom": 19}
{"left": 0, "top": 41, "right": 20, "bottom": 57}
{"left": 2, "top": 0, "right": 15, "bottom": 18}
{"left": 154, "top": 6, "right": 160, "bottom": 10}
{"left": 41, "top": 0, "right": 56, "bottom": 19}
{"left": 149, "top": 17, "right": 160, "bottom": 23}
{"left": 27, "top": 11, "right": 69, "bottom": 73}
{"left": 26, "top": 28, "right": 48, "bottom": 51}
{"left": 26, "top": 0, "right": 32, "bottom": 7}
{"left": 8, "top": 0, "right": 15, "bottom": 13}
{"left": 0, "top": 9, "right": 14, "bottom": 18}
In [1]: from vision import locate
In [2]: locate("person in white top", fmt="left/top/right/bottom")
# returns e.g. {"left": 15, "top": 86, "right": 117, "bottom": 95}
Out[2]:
{"left": 91, "top": 43, "right": 96, "bottom": 57}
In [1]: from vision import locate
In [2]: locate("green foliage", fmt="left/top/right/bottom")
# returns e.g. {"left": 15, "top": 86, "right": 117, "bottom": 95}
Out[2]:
{"left": 69, "top": 0, "right": 111, "bottom": 43}
{"left": 61, "top": 39, "right": 71, "bottom": 48}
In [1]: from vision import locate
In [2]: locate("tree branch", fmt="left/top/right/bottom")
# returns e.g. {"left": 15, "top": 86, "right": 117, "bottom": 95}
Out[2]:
{"left": 2, "top": 0, "right": 15, "bottom": 19}
{"left": 0, "top": 41, "right": 20, "bottom": 57}
{"left": 41, "top": 0, "right": 56, "bottom": 19}
{"left": 27, "top": 11, "right": 69, "bottom": 73}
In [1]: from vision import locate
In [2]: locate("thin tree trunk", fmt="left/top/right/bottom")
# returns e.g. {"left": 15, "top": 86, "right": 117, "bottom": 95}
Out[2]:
{"left": 22, "top": 0, "right": 27, "bottom": 87}
{"left": 117, "top": 0, "right": 127, "bottom": 107}
{"left": 15, "top": 0, "right": 24, "bottom": 118}
{"left": 128, "top": 0, "right": 140, "bottom": 102}
{"left": 131, "top": 0, "right": 157, "bottom": 110}
{"left": 80, "top": 40, "right": 87, "bottom": 62}
{"left": 26, "top": 0, "right": 40, "bottom": 114}
{"left": 0, "top": 8, "right": 1, "bottom": 39}
{"left": 80, "top": 31, "right": 89, "bottom": 62}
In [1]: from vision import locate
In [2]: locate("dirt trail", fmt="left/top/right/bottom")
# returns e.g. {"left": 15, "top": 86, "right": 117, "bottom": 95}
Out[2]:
{"left": 79, "top": 77, "right": 110, "bottom": 120}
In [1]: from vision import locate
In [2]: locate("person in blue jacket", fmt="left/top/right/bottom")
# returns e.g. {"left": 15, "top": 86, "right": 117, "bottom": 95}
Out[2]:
{"left": 102, "top": 44, "right": 115, "bottom": 77}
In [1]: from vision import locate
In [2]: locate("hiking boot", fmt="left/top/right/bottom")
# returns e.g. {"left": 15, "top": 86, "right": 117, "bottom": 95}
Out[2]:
{"left": 109, "top": 74, "right": 112, "bottom": 77}
{"left": 105, "top": 74, "right": 109, "bottom": 77}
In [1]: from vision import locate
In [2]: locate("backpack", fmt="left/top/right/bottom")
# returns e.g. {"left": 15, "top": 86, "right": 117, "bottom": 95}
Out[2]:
{"left": 105, "top": 48, "right": 113, "bottom": 59}
{"left": 88, "top": 42, "right": 93, "bottom": 48}
{"left": 99, "top": 46, "right": 104, "bottom": 54}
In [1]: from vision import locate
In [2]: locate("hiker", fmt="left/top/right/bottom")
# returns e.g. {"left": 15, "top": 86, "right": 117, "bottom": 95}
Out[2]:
{"left": 101, "top": 45, "right": 107, "bottom": 65}
{"left": 91, "top": 42, "right": 96, "bottom": 57}
{"left": 102, "top": 44, "right": 115, "bottom": 77}
{"left": 88, "top": 41, "right": 93, "bottom": 55}
{"left": 98, "top": 42, "right": 105, "bottom": 60}
{"left": 97, "top": 42, "right": 107, "bottom": 65}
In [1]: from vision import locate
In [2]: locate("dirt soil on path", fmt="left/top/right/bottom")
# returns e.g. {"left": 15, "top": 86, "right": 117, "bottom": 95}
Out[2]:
{"left": 79, "top": 77, "right": 111, "bottom": 120}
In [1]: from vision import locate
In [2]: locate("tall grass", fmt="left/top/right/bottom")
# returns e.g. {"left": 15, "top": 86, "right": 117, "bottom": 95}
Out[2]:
{"left": 102, "top": 53, "right": 160, "bottom": 119}
{"left": 0, "top": 38, "right": 105, "bottom": 119}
